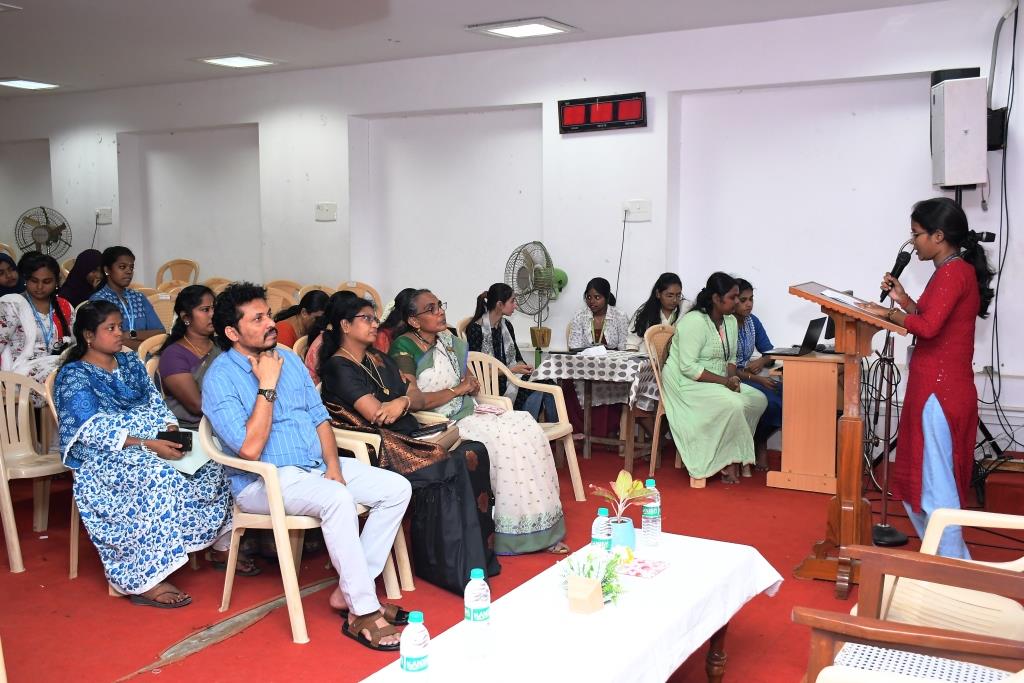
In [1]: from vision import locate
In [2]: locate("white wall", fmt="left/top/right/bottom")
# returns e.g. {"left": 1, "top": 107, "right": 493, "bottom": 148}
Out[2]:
{"left": 351, "top": 106, "right": 542, "bottom": 333}
{"left": 0, "top": 139, "right": 53, "bottom": 241}
{"left": 0, "top": 0, "right": 1020, "bottom": 441}
{"left": 117, "top": 124, "right": 262, "bottom": 284}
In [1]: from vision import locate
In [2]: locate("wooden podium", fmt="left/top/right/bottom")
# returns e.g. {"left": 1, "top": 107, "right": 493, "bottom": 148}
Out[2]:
{"left": 788, "top": 282, "right": 906, "bottom": 598}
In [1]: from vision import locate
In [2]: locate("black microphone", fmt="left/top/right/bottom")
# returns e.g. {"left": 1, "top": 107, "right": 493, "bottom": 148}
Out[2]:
{"left": 880, "top": 251, "right": 912, "bottom": 302}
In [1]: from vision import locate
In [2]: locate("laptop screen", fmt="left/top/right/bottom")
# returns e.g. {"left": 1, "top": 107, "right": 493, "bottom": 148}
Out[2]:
{"left": 800, "top": 317, "right": 827, "bottom": 351}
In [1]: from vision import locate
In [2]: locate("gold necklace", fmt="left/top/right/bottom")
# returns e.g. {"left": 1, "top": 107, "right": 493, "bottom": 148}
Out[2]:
{"left": 339, "top": 347, "right": 390, "bottom": 395}
{"left": 181, "top": 334, "right": 212, "bottom": 358}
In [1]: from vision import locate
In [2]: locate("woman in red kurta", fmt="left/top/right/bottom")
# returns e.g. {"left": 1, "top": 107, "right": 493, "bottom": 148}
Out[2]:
{"left": 861, "top": 197, "right": 994, "bottom": 559}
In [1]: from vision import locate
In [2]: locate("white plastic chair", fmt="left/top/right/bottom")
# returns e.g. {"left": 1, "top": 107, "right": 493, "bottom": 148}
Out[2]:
{"left": 0, "top": 372, "right": 70, "bottom": 573}
{"left": 198, "top": 418, "right": 408, "bottom": 644}
{"left": 466, "top": 351, "right": 584, "bottom": 501}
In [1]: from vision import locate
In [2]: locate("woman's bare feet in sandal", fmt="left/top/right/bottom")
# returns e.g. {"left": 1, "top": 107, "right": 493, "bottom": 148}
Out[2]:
{"left": 129, "top": 582, "right": 191, "bottom": 608}
{"left": 546, "top": 541, "right": 570, "bottom": 554}
{"left": 207, "top": 549, "right": 260, "bottom": 575}
{"left": 720, "top": 464, "right": 740, "bottom": 484}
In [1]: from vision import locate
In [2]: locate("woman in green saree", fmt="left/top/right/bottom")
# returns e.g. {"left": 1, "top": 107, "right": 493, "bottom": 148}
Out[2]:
{"left": 390, "top": 289, "right": 568, "bottom": 555}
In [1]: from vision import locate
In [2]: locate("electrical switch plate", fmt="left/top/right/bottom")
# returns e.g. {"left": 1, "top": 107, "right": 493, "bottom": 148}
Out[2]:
{"left": 622, "top": 199, "right": 651, "bottom": 222}
{"left": 315, "top": 202, "right": 338, "bottom": 222}
{"left": 95, "top": 207, "right": 112, "bottom": 225}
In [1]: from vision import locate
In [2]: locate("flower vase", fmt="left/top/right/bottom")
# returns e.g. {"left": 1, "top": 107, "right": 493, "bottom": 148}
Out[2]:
{"left": 609, "top": 517, "right": 636, "bottom": 550}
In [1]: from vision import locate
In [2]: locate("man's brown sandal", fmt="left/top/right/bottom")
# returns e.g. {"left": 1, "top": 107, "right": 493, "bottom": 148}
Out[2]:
{"left": 341, "top": 610, "right": 401, "bottom": 651}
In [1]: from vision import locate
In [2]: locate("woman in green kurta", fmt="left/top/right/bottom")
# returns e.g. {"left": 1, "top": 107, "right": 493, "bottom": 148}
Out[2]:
{"left": 662, "top": 272, "right": 767, "bottom": 486}
{"left": 389, "top": 288, "right": 567, "bottom": 555}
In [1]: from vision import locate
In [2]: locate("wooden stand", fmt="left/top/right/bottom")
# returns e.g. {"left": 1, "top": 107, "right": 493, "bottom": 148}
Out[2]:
{"left": 788, "top": 282, "right": 905, "bottom": 598}
{"left": 766, "top": 352, "right": 843, "bottom": 494}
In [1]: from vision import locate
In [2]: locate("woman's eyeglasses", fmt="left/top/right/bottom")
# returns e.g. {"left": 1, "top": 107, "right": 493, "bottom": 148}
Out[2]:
{"left": 415, "top": 301, "right": 447, "bottom": 316}
{"left": 353, "top": 314, "right": 381, "bottom": 325}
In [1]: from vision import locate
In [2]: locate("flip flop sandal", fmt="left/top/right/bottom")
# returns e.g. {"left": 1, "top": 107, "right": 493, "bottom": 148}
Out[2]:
{"left": 129, "top": 588, "right": 192, "bottom": 609}
{"left": 337, "top": 603, "right": 410, "bottom": 626}
{"left": 341, "top": 611, "right": 401, "bottom": 651}
{"left": 546, "top": 542, "right": 570, "bottom": 554}
{"left": 207, "top": 551, "right": 262, "bottom": 576}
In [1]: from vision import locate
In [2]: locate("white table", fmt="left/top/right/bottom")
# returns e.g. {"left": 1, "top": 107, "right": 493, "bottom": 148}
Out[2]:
{"left": 362, "top": 533, "right": 783, "bottom": 683}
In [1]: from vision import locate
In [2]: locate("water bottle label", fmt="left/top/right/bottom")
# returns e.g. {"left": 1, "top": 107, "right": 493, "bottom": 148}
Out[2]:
{"left": 401, "top": 654, "right": 428, "bottom": 672}
{"left": 591, "top": 537, "right": 611, "bottom": 550}
{"left": 465, "top": 605, "right": 490, "bottom": 622}
{"left": 642, "top": 504, "right": 661, "bottom": 518}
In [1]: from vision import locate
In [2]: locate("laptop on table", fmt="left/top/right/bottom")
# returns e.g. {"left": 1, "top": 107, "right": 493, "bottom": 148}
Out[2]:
{"left": 766, "top": 317, "right": 827, "bottom": 357}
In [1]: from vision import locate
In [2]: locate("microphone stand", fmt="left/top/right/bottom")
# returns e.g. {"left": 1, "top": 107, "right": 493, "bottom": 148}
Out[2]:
{"left": 872, "top": 238, "right": 912, "bottom": 548}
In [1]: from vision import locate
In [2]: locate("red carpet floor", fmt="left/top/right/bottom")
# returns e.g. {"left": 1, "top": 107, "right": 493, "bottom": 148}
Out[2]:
{"left": 2, "top": 449, "right": 1021, "bottom": 683}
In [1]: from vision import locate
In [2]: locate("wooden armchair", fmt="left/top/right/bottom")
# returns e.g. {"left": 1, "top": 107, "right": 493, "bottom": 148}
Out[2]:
{"left": 794, "top": 545, "right": 1024, "bottom": 682}
{"left": 467, "top": 351, "right": 584, "bottom": 501}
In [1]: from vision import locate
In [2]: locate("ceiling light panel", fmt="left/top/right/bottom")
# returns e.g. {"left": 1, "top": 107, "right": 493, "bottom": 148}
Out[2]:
{"left": 0, "top": 79, "right": 59, "bottom": 90}
{"left": 199, "top": 55, "right": 278, "bottom": 69}
{"left": 467, "top": 17, "right": 576, "bottom": 39}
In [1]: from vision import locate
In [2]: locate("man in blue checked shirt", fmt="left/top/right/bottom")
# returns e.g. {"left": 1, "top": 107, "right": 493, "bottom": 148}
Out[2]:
{"left": 203, "top": 282, "right": 412, "bottom": 651}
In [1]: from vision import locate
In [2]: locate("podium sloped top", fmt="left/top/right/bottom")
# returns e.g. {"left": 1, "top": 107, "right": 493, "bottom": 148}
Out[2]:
{"left": 790, "top": 282, "right": 906, "bottom": 336}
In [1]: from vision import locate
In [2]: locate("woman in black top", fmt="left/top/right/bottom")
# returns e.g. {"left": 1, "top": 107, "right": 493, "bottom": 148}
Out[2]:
{"left": 465, "top": 283, "right": 556, "bottom": 421}
{"left": 317, "top": 292, "right": 499, "bottom": 590}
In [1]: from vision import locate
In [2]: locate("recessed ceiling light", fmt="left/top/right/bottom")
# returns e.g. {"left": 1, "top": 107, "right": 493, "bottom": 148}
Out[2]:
{"left": 199, "top": 54, "right": 279, "bottom": 69}
{"left": 467, "top": 17, "right": 576, "bottom": 39}
{"left": 0, "top": 79, "right": 58, "bottom": 90}
{"left": 0, "top": 4, "right": 24, "bottom": 12}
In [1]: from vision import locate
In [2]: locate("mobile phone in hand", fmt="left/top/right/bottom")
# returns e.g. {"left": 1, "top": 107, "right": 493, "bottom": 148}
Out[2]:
{"left": 157, "top": 430, "right": 192, "bottom": 453}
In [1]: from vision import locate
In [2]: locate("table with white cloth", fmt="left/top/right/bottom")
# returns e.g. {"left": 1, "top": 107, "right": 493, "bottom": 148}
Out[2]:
{"left": 530, "top": 350, "right": 661, "bottom": 466}
{"left": 362, "top": 533, "right": 784, "bottom": 683}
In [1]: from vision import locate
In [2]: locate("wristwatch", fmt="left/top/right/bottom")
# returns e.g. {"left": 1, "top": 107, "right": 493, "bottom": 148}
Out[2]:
{"left": 257, "top": 388, "right": 278, "bottom": 403}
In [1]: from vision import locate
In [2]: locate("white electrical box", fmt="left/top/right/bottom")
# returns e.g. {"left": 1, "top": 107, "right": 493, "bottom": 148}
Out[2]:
{"left": 931, "top": 77, "right": 986, "bottom": 187}
{"left": 315, "top": 202, "right": 337, "bottom": 222}
{"left": 622, "top": 199, "right": 652, "bottom": 222}
{"left": 95, "top": 207, "right": 112, "bottom": 225}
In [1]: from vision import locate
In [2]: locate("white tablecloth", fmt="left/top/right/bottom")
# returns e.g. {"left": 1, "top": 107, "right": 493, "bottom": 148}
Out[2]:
{"left": 531, "top": 350, "right": 661, "bottom": 412}
{"left": 362, "top": 533, "right": 783, "bottom": 683}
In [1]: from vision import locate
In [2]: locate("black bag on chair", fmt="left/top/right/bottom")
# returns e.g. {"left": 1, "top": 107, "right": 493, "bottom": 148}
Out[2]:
{"left": 405, "top": 450, "right": 499, "bottom": 595}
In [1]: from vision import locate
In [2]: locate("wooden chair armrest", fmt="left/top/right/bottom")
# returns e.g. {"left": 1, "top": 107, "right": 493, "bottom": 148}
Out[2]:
{"left": 793, "top": 607, "right": 1024, "bottom": 664}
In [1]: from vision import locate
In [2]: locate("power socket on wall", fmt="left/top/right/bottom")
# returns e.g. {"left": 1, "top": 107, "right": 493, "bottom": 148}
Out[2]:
{"left": 622, "top": 199, "right": 651, "bottom": 222}
{"left": 95, "top": 207, "right": 112, "bottom": 225}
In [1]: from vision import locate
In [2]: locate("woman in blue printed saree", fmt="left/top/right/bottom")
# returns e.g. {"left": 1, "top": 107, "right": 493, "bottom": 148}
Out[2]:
{"left": 389, "top": 289, "right": 567, "bottom": 555}
{"left": 54, "top": 301, "right": 232, "bottom": 607}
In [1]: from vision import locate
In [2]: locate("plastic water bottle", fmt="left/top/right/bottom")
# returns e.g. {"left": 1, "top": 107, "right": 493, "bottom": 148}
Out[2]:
{"left": 464, "top": 567, "right": 491, "bottom": 654}
{"left": 400, "top": 610, "right": 429, "bottom": 674}
{"left": 591, "top": 507, "right": 612, "bottom": 551}
{"left": 642, "top": 478, "right": 662, "bottom": 548}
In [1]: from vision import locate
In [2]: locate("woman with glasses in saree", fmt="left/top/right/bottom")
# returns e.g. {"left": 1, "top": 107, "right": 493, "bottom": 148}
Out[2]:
{"left": 389, "top": 289, "right": 568, "bottom": 555}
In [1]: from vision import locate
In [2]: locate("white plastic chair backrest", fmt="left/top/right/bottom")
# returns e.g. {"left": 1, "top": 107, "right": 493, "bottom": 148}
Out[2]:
{"left": 644, "top": 324, "right": 674, "bottom": 394}
{"left": 456, "top": 317, "right": 472, "bottom": 341}
{"left": 145, "top": 357, "right": 163, "bottom": 396}
{"left": 292, "top": 335, "right": 309, "bottom": 360}
{"left": 130, "top": 286, "right": 159, "bottom": 298}
{"left": 43, "top": 371, "right": 59, "bottom": 424}
{"left": 337, "top": 281, "right": 382, "bottom": 313}
{"left": 297, "top": 284, "right": 335, "bottom": 301}
{"left": 156, "top": 280, "right": 187, "bottom": 293}
{"left": 146, "top": 297, "right": 175, "bottom": 331}
{"left": 203, "top": 278, "right": 231, "bottom": 293}
{"left": 0, "top": 372, "right": 48, "bottom": 459}
{"left": 467, "top": 351, "right": 505, "bottom": 397}
{"left": 265, "top": 280, "right": 302, "bottom": 300}
{"left": 136, "top": 333, "right": 168, "bottom": 360}
{"left": 265, "top": 288, "right": 295, "bottom": 318}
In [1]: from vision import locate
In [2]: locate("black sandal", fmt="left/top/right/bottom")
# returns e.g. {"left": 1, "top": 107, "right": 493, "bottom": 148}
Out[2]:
{"left": 206, "top": 550, "right": 262, "bottom": 576}
{"left": 337, "top": 602, "right": 409, "bottom": 626}
{"left": 341, "top": 611, "right": 401, "bottom": 651}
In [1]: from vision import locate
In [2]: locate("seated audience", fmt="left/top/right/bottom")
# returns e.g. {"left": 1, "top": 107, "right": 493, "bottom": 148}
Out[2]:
{"left": 374, "top": 287, "right": 415, "bottom": 353}
{"left": 54, "top": 301, "right": 233, "bottom": 608}
{"left": 89, "top": 246, "right": 164, "bottom": 347}
{"left": 465, "top": 283, "right": 555, "bottom": 421}
{"left": 0, "top": 252, "right": 73, "bottom": 386}
{"left": 58, "top": 248, "right": 103, "bottom": 306}
{"left": 390, "top": 288, "right": 567, "bottom": 555}
{"left": 733, "top": 278, "right": 782, "bottom": 473}
{"left": 157, "top": 285, "right": 220, "bottom": 430}
{"left": 567, "top": 276, "right": 630, "bottom": 350}
{"left": 203, "top": 283, "right": 412, "bottom": 651}
{"left": 0, "top": 253, "right": 24, "bottom": 296}
{"left": 662, "top": 272, "right": 767, "bottom": 485}
{"left": 317, "top": 292, "right": 499, "bottom": 588}
{"left": 626, "top": 272, "right": 684, "bottom": 352}
{"left": 273, "top": 289, "right": 328, "bottom": 348}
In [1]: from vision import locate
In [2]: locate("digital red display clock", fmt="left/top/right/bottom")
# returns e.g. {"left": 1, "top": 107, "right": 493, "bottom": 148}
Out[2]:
{"left": 558, "top": 92, "right": 647, "bottom": 134}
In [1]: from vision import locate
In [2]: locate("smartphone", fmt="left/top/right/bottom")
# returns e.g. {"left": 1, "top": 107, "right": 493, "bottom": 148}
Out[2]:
{"left": 410, "top": 423, "right": 448, "bottom": 439}
{"left": 157, "top": 430, "right": 192, "bottom": 453}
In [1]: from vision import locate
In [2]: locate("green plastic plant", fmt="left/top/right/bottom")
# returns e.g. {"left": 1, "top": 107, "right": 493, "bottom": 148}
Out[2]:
{"left": 560, "top": 548, "right": 624, "bottom": 604}
{"left": 589, "top": 469, "right": 655, "bottom": 521}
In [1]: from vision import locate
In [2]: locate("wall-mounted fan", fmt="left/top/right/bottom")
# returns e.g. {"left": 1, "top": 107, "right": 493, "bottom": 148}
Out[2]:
{"left": 14, "top": 207, "right": 73, "bottom": 259}
{"left": 504, "top": 241, "right": 568, "bottom": 363}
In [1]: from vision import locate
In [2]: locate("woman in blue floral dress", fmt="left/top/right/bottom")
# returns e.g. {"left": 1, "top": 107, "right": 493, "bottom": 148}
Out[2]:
{"left": 54, "top": 300, "right": 232, "bottom": 607}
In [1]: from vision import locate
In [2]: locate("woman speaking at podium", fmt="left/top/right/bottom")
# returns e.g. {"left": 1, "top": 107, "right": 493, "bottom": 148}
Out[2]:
{"left": 861, "top": 197, "right": 994, "bottom": 559}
